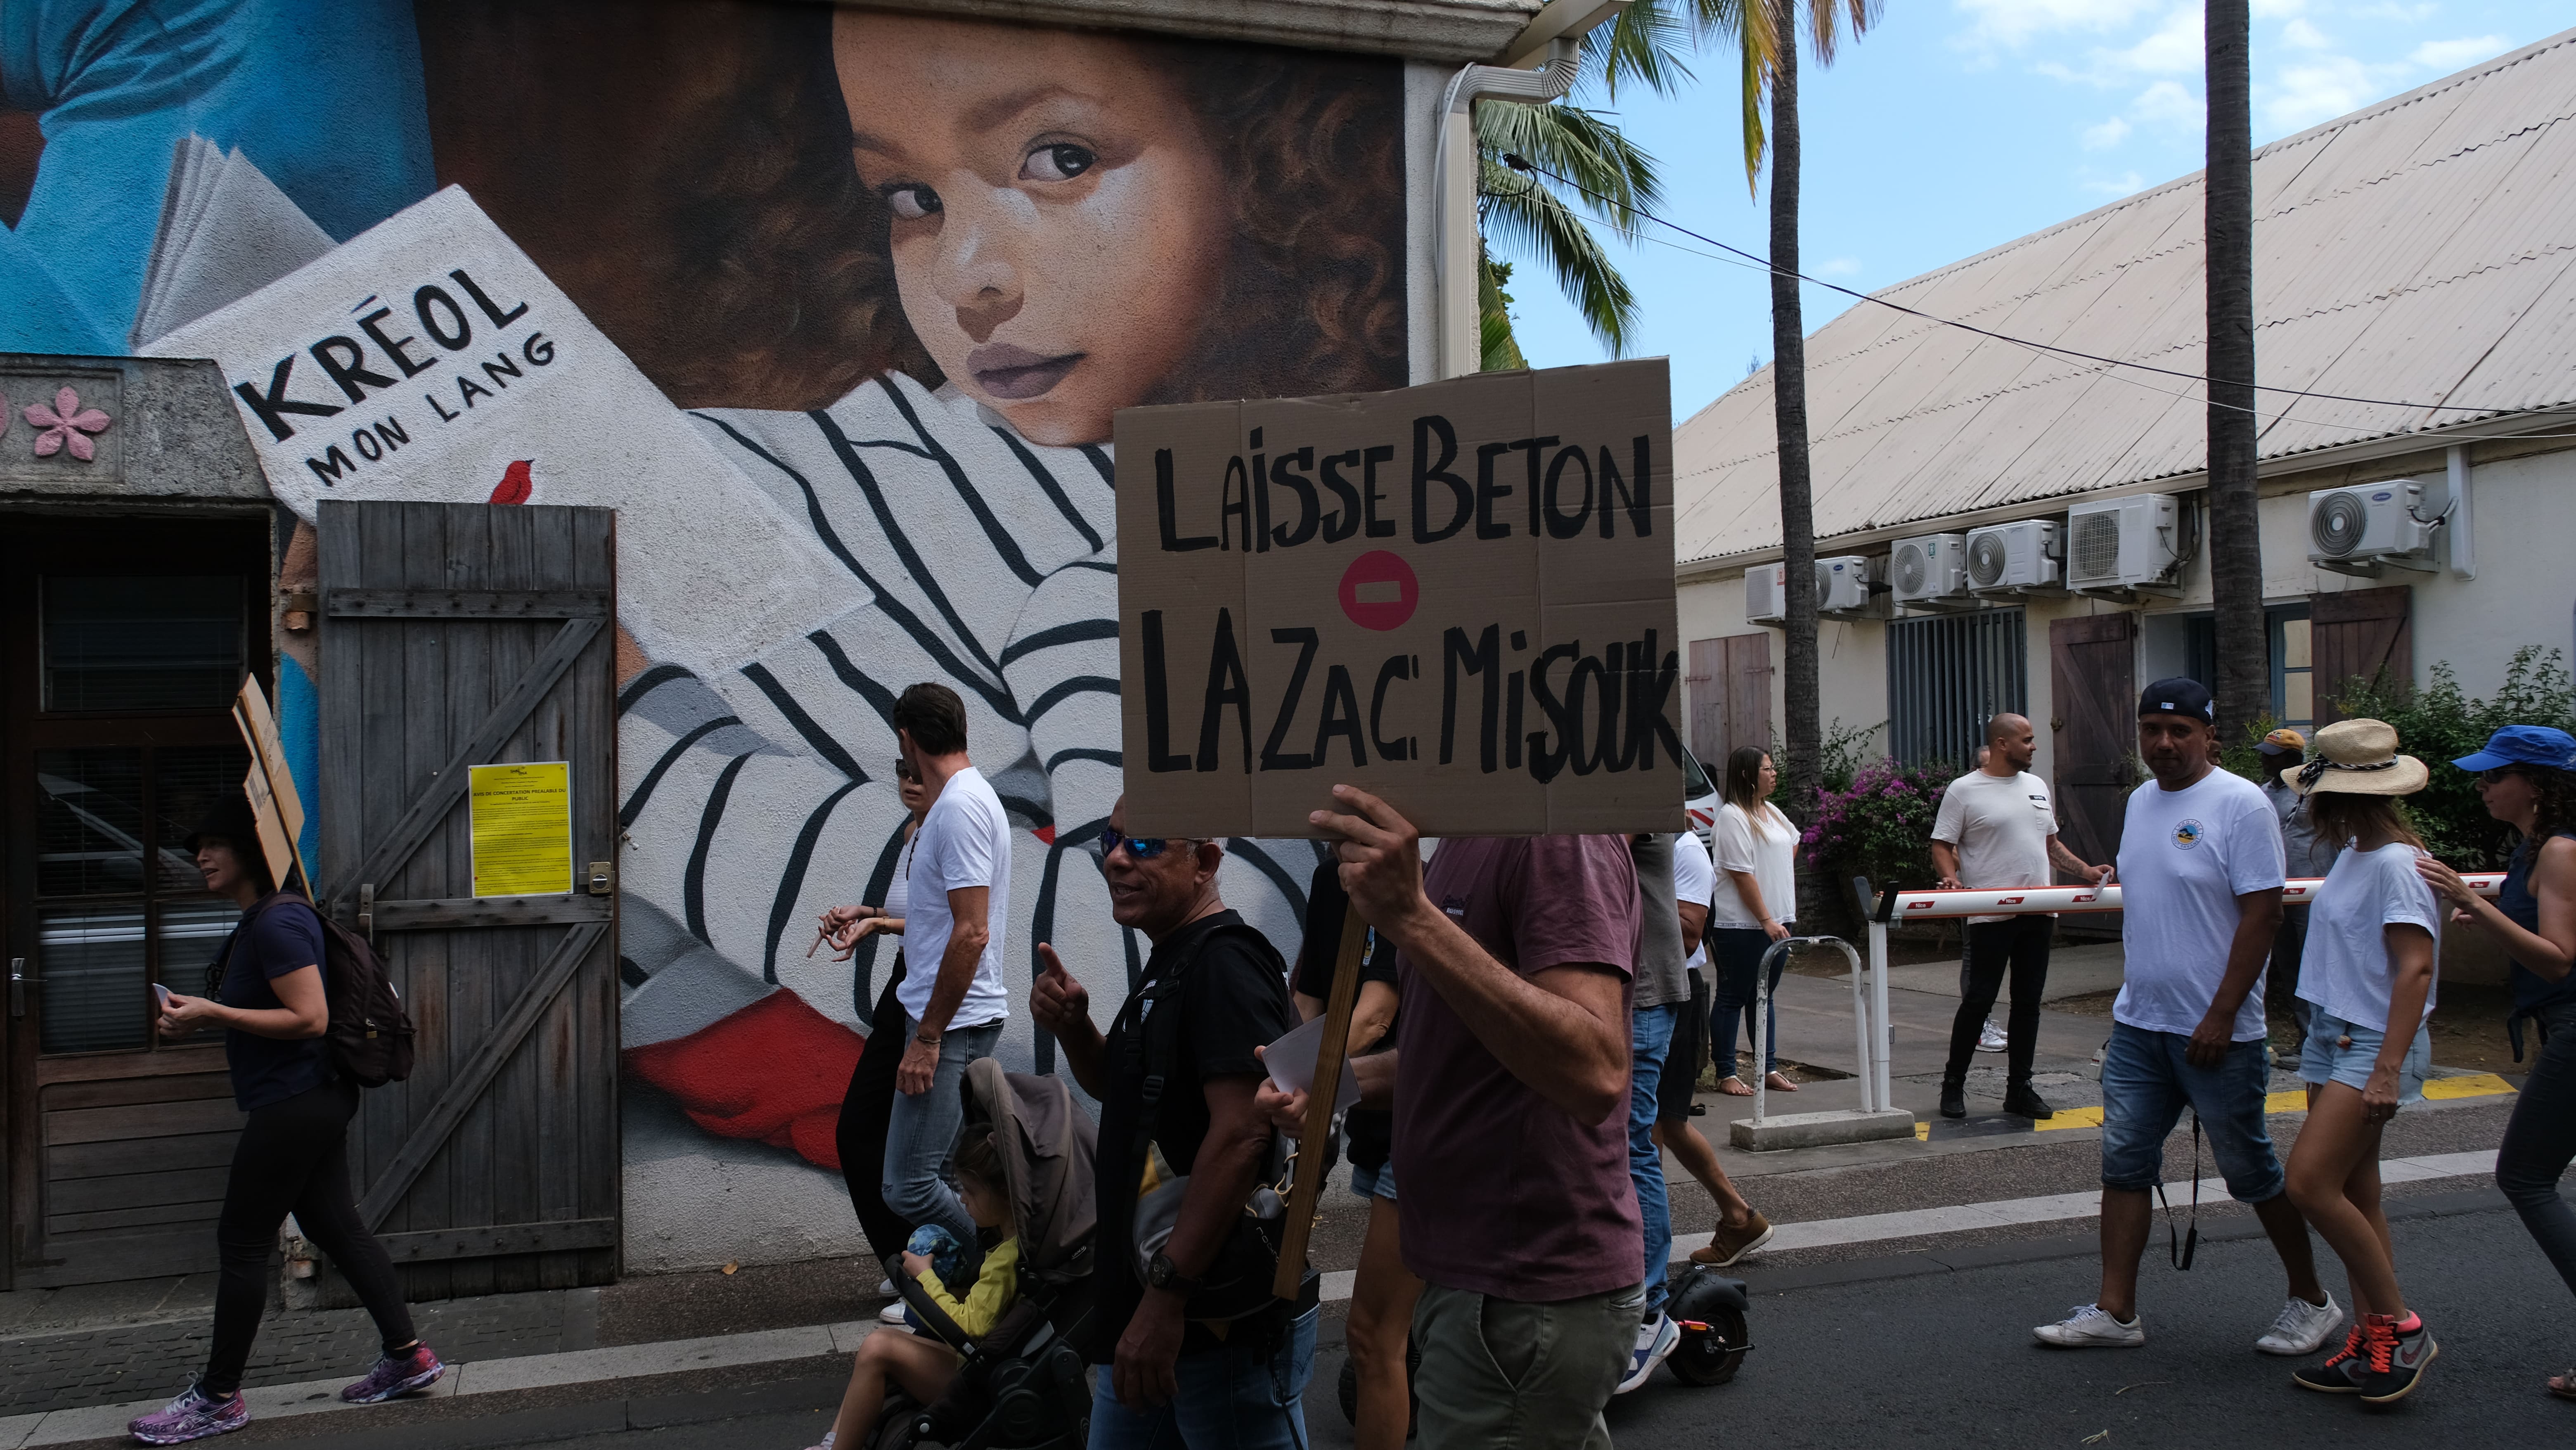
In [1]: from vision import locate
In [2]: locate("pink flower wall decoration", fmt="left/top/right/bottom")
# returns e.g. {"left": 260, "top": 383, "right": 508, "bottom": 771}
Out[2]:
{"left": 26, "top": 386, "right": 111, "bottom": 461}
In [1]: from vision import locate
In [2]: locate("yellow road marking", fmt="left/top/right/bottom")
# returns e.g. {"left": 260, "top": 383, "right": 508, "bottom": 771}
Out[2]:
{"left": 1915, "top": 1121, "right": 1930, "bottom": 1141}
{"left": 2028, "top": 1072, "right": 2513, "bottom": 1133}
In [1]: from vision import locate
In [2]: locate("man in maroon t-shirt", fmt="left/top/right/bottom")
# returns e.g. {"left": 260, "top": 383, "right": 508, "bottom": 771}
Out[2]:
{"left": 1264, "top": 786, "right": 1640, "bottom": 1450}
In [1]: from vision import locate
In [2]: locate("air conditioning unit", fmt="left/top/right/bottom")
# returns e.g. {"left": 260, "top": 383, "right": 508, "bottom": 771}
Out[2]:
{"left": 2308, "top": 480, "right": 2438, "bottom": 576}
{"left": 1965, "top": 519, "right": 2062, "bottom": 595}
{"left": 1815, "top": 555, "right": 1882, "bottom": 618}
{"left": 2065, "top": 492, "right": 2185, "bottom": 597}
{"left": 1744, "top": 562, "right": 1785, "bottom": 624}
{"left": 1888, "top": 533, "right": 1974, "bottom": 611}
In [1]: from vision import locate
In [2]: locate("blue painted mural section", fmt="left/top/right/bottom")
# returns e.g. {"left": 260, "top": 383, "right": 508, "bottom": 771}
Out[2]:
{"left": 0, "top": 0, "right": 434, "bottom": 351}
{"left": 277, "top": 653, "right": 321, "bottom": 872}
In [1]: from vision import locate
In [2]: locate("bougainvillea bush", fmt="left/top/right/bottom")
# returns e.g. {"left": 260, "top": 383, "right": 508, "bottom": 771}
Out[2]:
{"left": 1799, "top": 760, "right": 1952, "bottom": 904}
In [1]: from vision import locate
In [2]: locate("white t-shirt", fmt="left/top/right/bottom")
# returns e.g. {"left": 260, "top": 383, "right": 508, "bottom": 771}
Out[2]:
{"left": 896, "top": 767, "right": 1012, "bottom": 1028}
{"left": 2113, "top": 768, "right": 2286, "bottom": 1042}
{"left": 1932, "top": 769, "right": 2061, "bottom": 924}
{"left": 1709, "top": 802, "right": 1798, "bottom": 930}
{"left": 1673, "top": 829, "right": 1717, "bottom": 971}
{"left": 2297, "top": 840, "right": 2442, "bottom": 1029}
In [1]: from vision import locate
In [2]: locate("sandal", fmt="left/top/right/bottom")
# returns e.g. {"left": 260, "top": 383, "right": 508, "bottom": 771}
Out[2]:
{"left": 1765, "top": 1070, "right": 1799, "bottom": 1092}
{"left": 2549, "top": 1369, "right": 2576, "bottom": 1402}
{"left": 1717, "top": 1075, "right": 1754, "bottom": 1097}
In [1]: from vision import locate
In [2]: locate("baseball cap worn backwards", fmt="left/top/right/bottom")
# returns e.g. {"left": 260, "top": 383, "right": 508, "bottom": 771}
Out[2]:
{"left": 2452, "top": 724, "right": 2576, "bottom": 774}
{"left": 2138, "top": 677, "right": 2214, "bottom": 722}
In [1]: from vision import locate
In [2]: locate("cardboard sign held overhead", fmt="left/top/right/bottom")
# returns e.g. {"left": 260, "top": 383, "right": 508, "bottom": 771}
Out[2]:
{"left": 232, "top": 677, "right": 310, "bottom": 893}
{"left": 1117, "top": 360, "right": 1684, "bottom": 838}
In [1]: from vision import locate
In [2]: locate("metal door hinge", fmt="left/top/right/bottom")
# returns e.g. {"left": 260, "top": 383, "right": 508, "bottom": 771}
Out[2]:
{"left": 358, "top": 884, "right": 376, "bottom": 945}
{"left": 8, "top": 957, "right": 27, "bottom": 1019}
{"left": 587, "top": 861, "right": 614, "bottom": 896}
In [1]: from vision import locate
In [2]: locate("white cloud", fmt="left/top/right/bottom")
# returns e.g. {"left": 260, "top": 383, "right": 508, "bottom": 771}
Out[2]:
{"left": 1954, "top": 0, "right": 2163, "bottom": 49}
{"left": 2409, "top": 34, "right": 2512, "bottom": 71}
{"left": 2130, "top": 79, "right": 2206, "bottom": 129}
{"left": 2081, "top": 169, "right": 2150, "bottom": 197}
{"left": 2264, "top": 54, "right": 2410, "bottom": 130}
{"left": 2351, "top": 2, "right": 2437, "bottom": 21}
{"left": 2251, "top": 0, "right": 2308, "bottom": 16}
{"left": 2081, "top": 115, "right": 2133, "bottom": 149}
{"left": 1815, "top": 257, "right": 1864, "bottom": 278}
{"left": 2030, "top": 2, "right": 2204, "bottom": 86}
{"left": 2282, "top": 17, "right": 2332, "bottom": 49}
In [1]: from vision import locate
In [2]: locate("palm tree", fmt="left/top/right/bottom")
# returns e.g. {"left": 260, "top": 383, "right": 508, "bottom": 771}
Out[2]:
{"left": 1748, "top": 0, "right": 1879, "bottom": 813}
{"left": 2206, "top": 0, "right": 2265, "bottom": 747}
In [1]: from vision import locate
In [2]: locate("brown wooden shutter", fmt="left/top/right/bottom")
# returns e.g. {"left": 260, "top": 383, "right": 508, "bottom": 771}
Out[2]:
{"left": 2049, "top": 611, "right": 2138, "bottom": 872}
{"left": 318, "top": 501, "right": 620, "bottom": 1298}
{"left": 1687, "top": 632, "right": 1773, "bottom": 770}
{"left": 2309, "top": 585, "right": 2411, "bottom": 726}
{"left": 1687, "top": 637, "right": 1720, "bottom": 765}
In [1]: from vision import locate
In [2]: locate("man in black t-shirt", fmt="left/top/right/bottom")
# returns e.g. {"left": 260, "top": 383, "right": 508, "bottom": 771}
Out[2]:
{"left": 1030, "top": 801, "right": 1310, "bottom": 1450}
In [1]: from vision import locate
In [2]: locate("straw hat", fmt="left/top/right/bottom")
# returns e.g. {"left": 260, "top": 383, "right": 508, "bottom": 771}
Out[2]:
{"left": 2282, "top": 717, "right": 2428, "bottom": 796}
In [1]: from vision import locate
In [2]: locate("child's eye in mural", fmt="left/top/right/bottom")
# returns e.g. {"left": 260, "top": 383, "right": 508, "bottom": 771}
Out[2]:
{"left": 834, "top": 12, "right": 1229, "bottom": 448}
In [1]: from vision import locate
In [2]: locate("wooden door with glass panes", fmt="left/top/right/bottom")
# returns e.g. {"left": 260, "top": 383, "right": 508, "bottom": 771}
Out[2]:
{"left": 3, "top": 514, "right": 272, "bottom": 1289}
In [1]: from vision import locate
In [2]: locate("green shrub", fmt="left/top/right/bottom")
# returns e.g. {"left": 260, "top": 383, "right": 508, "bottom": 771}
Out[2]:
{"left": 2330, "top": 647, "right": 2576, "bottom": 870}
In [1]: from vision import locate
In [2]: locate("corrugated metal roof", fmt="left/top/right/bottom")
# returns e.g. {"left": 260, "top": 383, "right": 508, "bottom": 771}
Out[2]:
{"left": 1673, "top": 26, "right": 2576, "bottom": 568}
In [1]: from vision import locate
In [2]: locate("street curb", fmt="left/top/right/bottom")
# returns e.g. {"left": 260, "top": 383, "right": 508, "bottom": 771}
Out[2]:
{"left": 1731, "top": 1185, "right": 2531, "bottom": 1294}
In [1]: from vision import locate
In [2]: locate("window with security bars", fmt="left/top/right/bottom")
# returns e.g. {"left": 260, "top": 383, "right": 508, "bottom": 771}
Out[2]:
{"left": 1886, "top": 609, "right": 2028, "bottom": 770}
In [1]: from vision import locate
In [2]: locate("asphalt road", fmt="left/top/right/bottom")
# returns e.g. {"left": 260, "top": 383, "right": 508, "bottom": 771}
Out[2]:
{"left": 239, "top": 1189, "right": 2570, "bottom": 1450}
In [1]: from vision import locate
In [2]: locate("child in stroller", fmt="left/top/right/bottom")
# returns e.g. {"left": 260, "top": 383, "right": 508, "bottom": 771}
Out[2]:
{"left": 812, "top": 1057, "right": 1097, "bottom": 1450}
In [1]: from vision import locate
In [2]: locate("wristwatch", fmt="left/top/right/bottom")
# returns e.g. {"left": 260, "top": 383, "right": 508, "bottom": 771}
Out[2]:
{"left": 1145, "top": 1251, "right": 1203, "bottom": 1295}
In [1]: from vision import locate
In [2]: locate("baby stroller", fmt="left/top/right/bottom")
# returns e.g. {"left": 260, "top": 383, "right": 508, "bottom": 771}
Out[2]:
{"left": 871, "top": 1057, "right": 1097, "bottom": 1450}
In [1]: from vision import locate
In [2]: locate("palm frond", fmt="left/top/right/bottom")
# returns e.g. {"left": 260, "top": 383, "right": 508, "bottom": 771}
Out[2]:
{"left": 1474, "top": 100, "right": 1664, "bottom": 234}
{"left": 1479, "top": 251, "right": 1532, "bottom": 372}
{"left": 1579, "top": 0, "right": 1697, "bottom": 102}
{"left": 1807, "top": 0, "right": 1883, "bottom": 67}
{"left": 1477, "top": 153, "right": 1640, "bottom": 355}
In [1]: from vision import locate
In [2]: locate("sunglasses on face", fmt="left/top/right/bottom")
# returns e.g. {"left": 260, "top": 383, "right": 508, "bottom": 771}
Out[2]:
{"left": 1089, "top": 827, "right": 1196, "bottom": 864}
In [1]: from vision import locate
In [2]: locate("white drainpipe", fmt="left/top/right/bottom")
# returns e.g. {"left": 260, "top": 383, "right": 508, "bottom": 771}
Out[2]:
{"left": 2446, "top": 444, "right": 2475, "bottom": 580}
{"left": 1433, "top": 1, "right": 1620, "bottom": 379}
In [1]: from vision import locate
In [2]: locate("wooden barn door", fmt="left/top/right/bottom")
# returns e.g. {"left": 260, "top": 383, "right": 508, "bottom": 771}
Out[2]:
{"left": 317, "top": 501, "right": 619, "bottom": 1297}
{"left": 2310, "top": 585, "right": 2411, "bottom": 727}
{"left": 2049, "top": 611, "right": 2139, "bottom": 874}
{"left": 1687, "top": 632, "right": 1773, "bottom": 770}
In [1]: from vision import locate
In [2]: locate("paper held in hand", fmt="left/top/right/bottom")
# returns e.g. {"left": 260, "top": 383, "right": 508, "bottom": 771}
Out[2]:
{"left": 1113, "top": 360, "right": 1685, "bottom": 840}
{"left": 1264, "top": 1014, "right": 1363, "bottom": 1109}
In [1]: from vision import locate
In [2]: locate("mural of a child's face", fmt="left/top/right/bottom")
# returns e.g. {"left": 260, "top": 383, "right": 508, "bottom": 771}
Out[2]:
{"left": 834, "top": 15, "right": 1231, "bottom": 446}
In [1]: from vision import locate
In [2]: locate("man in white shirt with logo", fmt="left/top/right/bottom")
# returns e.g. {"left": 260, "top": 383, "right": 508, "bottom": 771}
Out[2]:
{"left": 2035, "top": 679, "right": 2339, "bottom": 1357}
{"left": 1933, "top": 713, "right": 2112, "bottom": 1121}
{"left": 882, "top": 682, "right": 1013, "bottom": 1268}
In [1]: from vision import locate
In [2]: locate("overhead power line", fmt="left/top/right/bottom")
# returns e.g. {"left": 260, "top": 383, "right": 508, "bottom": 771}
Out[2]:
{"left": 1493, "top": 151, "right": 2571, "bottom": 430}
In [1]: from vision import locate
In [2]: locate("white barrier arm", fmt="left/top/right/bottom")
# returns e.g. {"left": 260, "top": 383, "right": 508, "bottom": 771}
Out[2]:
{"left": 1872, "top": 873, "right": 2506, "bottom": 921}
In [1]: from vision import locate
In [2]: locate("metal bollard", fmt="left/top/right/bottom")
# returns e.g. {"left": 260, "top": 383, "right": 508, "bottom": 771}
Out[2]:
{"left": 1750, "top": 935, "right": 1867, "bottom": 1128}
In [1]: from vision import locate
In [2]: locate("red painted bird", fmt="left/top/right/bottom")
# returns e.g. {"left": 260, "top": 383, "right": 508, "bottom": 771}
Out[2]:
{"left": 490, "top": 459, "right": 534, "bottom": 505}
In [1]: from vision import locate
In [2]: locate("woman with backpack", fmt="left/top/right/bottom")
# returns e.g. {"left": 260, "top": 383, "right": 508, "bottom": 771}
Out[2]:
{"left": 127, "top": 793, "right": 441, "bottom": 1445}
{"left": 2417, "top": 725, "right": 2576, "bottom": 1403}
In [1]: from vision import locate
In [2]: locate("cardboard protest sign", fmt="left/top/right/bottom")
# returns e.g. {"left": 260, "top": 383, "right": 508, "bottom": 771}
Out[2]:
{"left": 1117, "top": 360, "right": 1683, "bottom": 838}
{"left": 232, "top": 677, "right": 309, "bottom": 893}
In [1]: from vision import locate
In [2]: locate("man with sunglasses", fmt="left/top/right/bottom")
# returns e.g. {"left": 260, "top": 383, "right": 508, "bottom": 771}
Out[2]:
{"left": 1031, "top": 806, "right": 1310, "bottom": 1450}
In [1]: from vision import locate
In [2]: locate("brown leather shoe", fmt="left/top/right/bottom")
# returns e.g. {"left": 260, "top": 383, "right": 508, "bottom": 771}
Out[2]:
{"left": 1691, "top": 1210, "right": 1774, "bottom": 1267}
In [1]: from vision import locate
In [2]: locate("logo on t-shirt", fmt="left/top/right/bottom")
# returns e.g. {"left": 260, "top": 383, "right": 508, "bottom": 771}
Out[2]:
{"left": 2172, "top": 819, "right": 2206, "bottom": 849}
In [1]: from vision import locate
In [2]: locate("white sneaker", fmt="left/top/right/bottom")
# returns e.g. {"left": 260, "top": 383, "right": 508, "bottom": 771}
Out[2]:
{"left": 879, "top": 1300, "right": 909, "bottom": 1325}
{"left": 2255, "top": 1292, "right": 2342, "bottom": 1355}
{"left": 1615, "top": 1312, "right": 1680, "bottom": 1394}
{"left": 1977, "top": 1018, "right": 2007, "bottom": 1052}
{"left": 875, "top": 1277, "right": 897, "bottom": 1296}
{"left": 2033, "top": 1303, "right": 2145, "bottom": 1348}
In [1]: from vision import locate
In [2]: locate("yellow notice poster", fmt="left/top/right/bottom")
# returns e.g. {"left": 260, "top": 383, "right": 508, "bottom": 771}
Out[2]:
{"left": 469, "top": 762, "right": 573, "bottom": 897}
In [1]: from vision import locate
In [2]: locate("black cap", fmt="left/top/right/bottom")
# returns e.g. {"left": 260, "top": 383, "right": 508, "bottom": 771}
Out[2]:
{"left": 2138, "top": 677, "right": 2215, "bottom": 723}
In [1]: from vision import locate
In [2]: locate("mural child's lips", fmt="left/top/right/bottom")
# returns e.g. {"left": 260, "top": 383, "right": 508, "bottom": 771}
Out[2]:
{"left": 968, "top": 344, "right": 1084, "bottom": 400}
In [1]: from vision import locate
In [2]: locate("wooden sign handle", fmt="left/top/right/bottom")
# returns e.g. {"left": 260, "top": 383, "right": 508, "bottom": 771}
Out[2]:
{"left": 1274, "top": 908, "right": 1370, "bottom": 1299}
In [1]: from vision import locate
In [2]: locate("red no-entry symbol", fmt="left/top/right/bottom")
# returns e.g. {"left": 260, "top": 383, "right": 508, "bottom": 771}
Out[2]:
{"left": 1338, "top": 550, "right": 1419, "bottom": 631}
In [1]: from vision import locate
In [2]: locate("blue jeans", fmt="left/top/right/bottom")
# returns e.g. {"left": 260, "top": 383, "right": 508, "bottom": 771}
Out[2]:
{"left": 1628, "top": 1003, "right": 1678, "bottom": 1315}
{"left": 1708, "top": 927, "right": 1783, "bottom": 1076}
{"left": 1088, "top": 1305, "right": 1318, "bottom": 1450}
{"left": 2098, "top": 1022, "right": 2285, "bottom": 1202}
{"left": 880, "top": 1011, "right": 1004, "bottom": 1253}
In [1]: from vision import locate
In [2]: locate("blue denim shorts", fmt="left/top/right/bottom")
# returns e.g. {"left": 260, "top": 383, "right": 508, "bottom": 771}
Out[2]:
{"left": 1350, "top": 1159, "right": 1397, "bottom": 1201}
{"left": 2299, "top": 1012, "right": 2429, "bottom": 1103}
{"left": 2098, "top": 1022, "right": 2285, "bottom": 1202}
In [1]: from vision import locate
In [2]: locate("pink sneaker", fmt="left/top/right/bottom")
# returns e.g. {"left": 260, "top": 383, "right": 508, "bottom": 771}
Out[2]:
{"left": 128, "top": 1384, "right": 248, "bottom": 1444}
{"left": 339, "top": 1343, "right": 445, "bottom": 1403}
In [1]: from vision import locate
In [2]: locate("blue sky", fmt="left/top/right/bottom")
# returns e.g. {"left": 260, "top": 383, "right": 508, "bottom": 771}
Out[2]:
{"left": 1499, "top": 0, "right": 2564, "bottom": 422}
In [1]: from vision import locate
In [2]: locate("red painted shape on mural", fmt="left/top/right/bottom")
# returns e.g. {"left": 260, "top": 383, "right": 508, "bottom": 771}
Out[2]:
{"left": 490, "top": 458, "right": 534, "bottom": 505}
{"left": 1033, "top": 826, "right": 1056, "bottom": 845}
{"left": 622, "top": 989, "right": 862, "bottom": 1170}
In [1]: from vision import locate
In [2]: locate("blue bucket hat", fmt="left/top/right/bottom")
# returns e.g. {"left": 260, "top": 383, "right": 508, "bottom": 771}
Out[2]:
{"left": 2451, "top": 724, "right": 2576, "bottom": 774}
